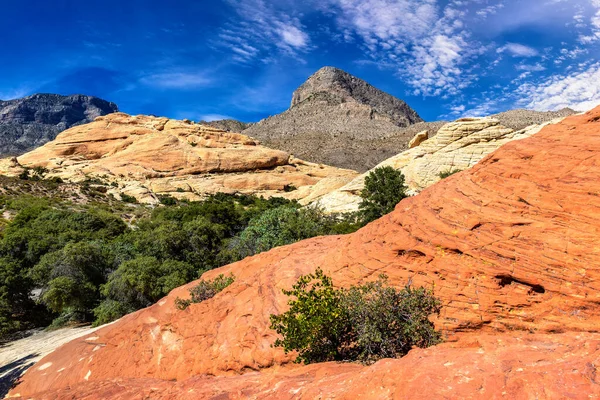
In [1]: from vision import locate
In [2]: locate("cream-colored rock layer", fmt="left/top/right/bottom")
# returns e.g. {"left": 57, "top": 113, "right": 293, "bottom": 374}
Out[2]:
{"left": 316, "top": 117, "right": 562, "bottom": 213}
{"left": 0, "top": 113, "right": 358, "bottom": 204}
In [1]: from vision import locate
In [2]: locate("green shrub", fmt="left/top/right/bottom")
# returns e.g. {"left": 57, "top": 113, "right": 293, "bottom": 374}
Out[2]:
{"left": 438, "top": 169, "right": 462, "bottom": 179}
{"left": 283, "top": 184, "right": 297, "bottom": 192}
{"left": 226, "top": 206, "right": 325, "bottom": 261}
{"left": 92, "top": 299, "right": 135, "bottom": 326}
{"left": 359, "top": 166, "right": 408, "bottom": 223}
{"left": 270, "top": 269, "right": 442, "bottom": 364}
{"left": 33, "top": 166, "right": 49, "bottom": 177}
{"left": 270, "top": 268, "right": 349, "bottom": 364}
{"left": 120, "top": 193, "right": 138, "bottom": 203}
{"left": 175, "top": 273, "right": 235, "bottom": 310}
{"left": 158, "top": 194, "right": 177, "bottom": 206}
{"left": 101, "top": 256, "right": 196, "bottom": 310}
{"left": 342, "top": 276, "right": 443, "bottom": 363}
{"left": 18, "top": 169, "right": 30, "bottom": 180}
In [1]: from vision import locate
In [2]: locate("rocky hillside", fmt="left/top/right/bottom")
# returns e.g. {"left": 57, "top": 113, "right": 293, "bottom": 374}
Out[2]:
{"left": 10, "top": 107, "right": 600, "bottom": 398}
{"left": 0, "top": 113, "right": 357, "bottom": 205}
{"left": 0, "top": 93, "right": 118, "bottom": 156}
{"left": 491, "top": 107, "right": 576, "bottom": 130}
{"left": 243, "top": 67, "right": 429, "bottom": 172}
{"left": 290, "top": 66, "right": 422, "bottom": 126}
{"left": 198, "top": 118, "right": 253, "bottom": 132}
{"left": 316, "top": 115, "right": 567, "bottom": 213}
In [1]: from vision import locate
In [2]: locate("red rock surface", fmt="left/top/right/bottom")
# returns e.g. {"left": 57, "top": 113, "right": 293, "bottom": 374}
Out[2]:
{"left": 9, "top": 107, "right": 600, "bottom": 398}
{"left": 17, "top": 333, "right": 600, "bottom": 399}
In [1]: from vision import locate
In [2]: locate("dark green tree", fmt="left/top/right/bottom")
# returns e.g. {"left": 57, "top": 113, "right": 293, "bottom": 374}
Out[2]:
{"left": 227, "top": 206, "right": 325, "bottom": 261}
{"left": 359, "top": 166, "right": 408, "bottom": 223}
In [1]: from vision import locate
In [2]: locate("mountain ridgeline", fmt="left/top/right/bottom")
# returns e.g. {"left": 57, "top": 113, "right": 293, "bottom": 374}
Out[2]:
{"left": 0, "top": 93, "right": 118, "bottom": 156}
{"left": 243, "top": 67, "right": 436, "bottom": 172}
{"left": 290, "top": 66, "right": 422, "bottom": 126}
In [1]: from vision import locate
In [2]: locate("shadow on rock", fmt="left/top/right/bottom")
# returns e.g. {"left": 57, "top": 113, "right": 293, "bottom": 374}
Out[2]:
{"left": 0, "top": 353, "right": 40, "bottom": 398}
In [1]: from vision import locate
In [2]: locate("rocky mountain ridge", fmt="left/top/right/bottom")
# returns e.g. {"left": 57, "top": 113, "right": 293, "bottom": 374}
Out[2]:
{"left": 198, "top": 119, "right": 253, "bottom": 132}
{"left": 290, "top": 66, "right": 423, "bottom": 126}
{"left": 0, "top": 93, "right": 118, "bottom": 156}
{"left": 243, "top": 67, "right": 428, "bottom": 172}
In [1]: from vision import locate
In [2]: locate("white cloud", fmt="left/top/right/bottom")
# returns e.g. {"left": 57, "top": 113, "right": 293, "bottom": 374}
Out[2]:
{"left": 516, "top": 63, "right": 546, "bottom": 72}
{"left": 198, "top": 114, "right": 235, "bottom": 122}
{"left": 325, "top": 0, "right": 482, "bottom": 96}
{"left": 497, "top": 43, "right": 539, "bottom": 57}
{"left": 475, "top": 3, "right": 505, "bottom": 19}
{"left": 216, "top": 0, "right": 310, "bottom": 63}
{"left": 577, "top": 0, "right": 600, "bottom": 42}
{"left": 516, "top": 62, "right": 600, "bottom": 111}
{"left": 278, "top": 24, "right": 309, "bottom": 48}
{"left": 139, "top": 72, "right": 212, "bottom": 89}
{"left": 0, "top": 87, "right": 32, "bottom": 100}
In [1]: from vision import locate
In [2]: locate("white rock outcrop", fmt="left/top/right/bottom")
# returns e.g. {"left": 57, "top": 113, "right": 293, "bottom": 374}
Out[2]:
{"left": 315, "top": 117, "right": 564, "bottom": 213}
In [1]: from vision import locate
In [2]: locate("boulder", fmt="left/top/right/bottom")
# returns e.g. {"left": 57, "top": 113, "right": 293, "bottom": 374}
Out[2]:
{"left": 408, "top": 130, "right": 428, "bottom": 148}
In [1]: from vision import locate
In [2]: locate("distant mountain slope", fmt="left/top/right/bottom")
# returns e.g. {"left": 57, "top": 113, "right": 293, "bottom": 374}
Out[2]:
{"left": 0, "top": 93, "right": 118, "bottom": 156}
{"left": 199, "top": 119, "right": 253, "bottom": 132}
{"left": 243, "top": 67, "right": 426, "bottom": 172}
{"left": 490, "top": 108, "right": 577, "bottom": 130}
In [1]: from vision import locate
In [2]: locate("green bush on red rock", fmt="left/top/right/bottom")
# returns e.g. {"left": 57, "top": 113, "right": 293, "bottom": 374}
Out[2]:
{"left": 175, "top": 273, "right": 235, "bottom": 310}
{"left": 270, "top": 269, "right": 442, "bottom": 364}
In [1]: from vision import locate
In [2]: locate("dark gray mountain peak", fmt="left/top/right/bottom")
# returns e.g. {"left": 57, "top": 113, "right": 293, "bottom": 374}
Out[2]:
{"left": 0, "top": 93, "right": 118, "bottom": 156}
{"left": 290, "top": 66, "right": 423, "bottom": 127}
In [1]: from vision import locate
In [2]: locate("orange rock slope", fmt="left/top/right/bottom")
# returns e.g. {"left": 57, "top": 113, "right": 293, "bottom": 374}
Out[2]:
{"left": 10, "top": 108, "right": 600, "bottom": 398}
{"left": 1, "top": 113, "right": 357, "bottom": 204}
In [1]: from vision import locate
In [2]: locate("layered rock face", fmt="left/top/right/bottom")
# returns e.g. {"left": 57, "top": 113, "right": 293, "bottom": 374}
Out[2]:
{"left": 10, "top": 107, "right": 600, "bottom": 398}
{"left": 2, "top": 113, "right": 357, "bottom": 204}
{"left": 316, "top": 116, "right": 564, "bottom": 213}
{"left": 0, "top": 93, "right": 118, "bottom": 156}
{"left": 243, "top": 67, "right": 433, "bottom": 172}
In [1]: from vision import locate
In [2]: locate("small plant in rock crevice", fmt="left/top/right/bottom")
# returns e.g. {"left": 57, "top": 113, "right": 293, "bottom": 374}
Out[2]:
{"left": 175, "top": 273, "right": 235, "bottom": 310}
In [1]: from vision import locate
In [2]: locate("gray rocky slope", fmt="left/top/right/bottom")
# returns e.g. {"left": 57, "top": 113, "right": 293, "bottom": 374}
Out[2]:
{"left": 242, "top": 67, "right": 429, "bottom": 172}
{"left": 199, "top": 119, "right": 253, "bottom": 132}
{"left": 490, "top": 108, "right": 577, "bottom": 130}
{"left": 0, "top": 93, "right": 118, "bottom": 156}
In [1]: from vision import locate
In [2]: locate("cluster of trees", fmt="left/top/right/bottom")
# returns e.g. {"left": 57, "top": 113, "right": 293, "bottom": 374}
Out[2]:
{"left": 0, "top": 166, "right": 411, "bottom": 340}
{"left": 0, "top": 193, "right": 364, "bottom": 339}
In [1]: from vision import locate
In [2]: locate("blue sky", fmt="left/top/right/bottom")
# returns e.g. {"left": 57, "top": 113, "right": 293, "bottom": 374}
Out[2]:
{"left": 1, "top": 0, "right": 599, "bottom": 122}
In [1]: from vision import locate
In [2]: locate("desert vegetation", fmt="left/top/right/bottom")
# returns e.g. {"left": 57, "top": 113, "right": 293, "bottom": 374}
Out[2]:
{"left": 270, "top": 268, "right": 442, "bottom": 364}
{"left": 0, "top": 191, "right": 364, "bottom": 340}
{"left": 359, "top": 166, "right": 408, "bottom": 223}
{"left": 0, "top": 165, "right": 411, "bottom": 340}
{"left": 175, "top": 274, "right": 235, "bottom": 310}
